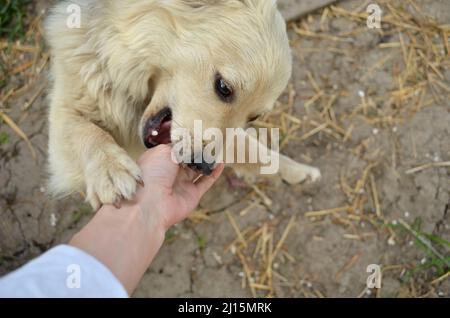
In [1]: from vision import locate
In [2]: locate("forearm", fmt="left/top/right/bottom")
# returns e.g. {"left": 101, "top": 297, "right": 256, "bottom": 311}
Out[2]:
{"left": 68, "top": 146, "right": 223, "bottom": 296}
{"left": 69, "top": 202, "right": 165, "bottom": 295}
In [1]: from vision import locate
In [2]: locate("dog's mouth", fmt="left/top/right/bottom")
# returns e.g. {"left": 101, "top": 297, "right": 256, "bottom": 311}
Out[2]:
{"left": 143, "top": 107, "right": 173, "bottom": 149}
{"left": 142, "top": 107, "right": 216, "bottom": 175}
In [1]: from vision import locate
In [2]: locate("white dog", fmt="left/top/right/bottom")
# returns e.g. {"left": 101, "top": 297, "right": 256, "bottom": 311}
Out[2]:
{"left": 45, "top": 0, "right": 320, "bottom": 210}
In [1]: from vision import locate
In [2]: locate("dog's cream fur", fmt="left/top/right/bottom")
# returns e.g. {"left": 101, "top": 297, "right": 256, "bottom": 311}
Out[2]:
{"left": 45, "top": 0, "right": 320, "bottom": 209}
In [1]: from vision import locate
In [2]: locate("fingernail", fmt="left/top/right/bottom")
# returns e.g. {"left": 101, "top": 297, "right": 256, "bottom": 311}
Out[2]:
{"left": 137, "top": 177, "right": 145, "bottom": 187}
{"left": 113, "top": 200, "right": 122, "bottom": 209}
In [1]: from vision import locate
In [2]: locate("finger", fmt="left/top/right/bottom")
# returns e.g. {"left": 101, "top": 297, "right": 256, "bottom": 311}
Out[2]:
{"left": 138, "top": 145, "right": 180, "bottom": 186}
{"left": 175, "top": 166, "right": 199, "bottom": 186}
{"left": 183, "top": 165, "right": 201, "bottom": 181}
{"left": 194, "top": 163, "right": 225, "bottom": 195}
{"left": 138, "top": 144, "right": 172, "bottom": 164}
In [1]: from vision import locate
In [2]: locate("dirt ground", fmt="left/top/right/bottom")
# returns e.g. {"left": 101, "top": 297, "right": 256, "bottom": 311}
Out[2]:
{"left": 0, "top": 0, "right": 449, "bottom": 298}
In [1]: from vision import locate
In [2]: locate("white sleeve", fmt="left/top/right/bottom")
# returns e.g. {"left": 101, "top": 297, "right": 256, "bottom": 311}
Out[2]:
{"left": 0, "top": 245, "right": 128, "bottom": 298}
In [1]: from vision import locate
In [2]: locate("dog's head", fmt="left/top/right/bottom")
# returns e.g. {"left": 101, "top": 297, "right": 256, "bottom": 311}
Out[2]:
{"left": 138, "top": 0, "right": 292, "bottom": 174}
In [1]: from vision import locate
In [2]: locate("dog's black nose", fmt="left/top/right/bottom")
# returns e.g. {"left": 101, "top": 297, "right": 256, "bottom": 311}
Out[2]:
{"left": 188, "top": 158, "right": 216, "bottom": 176}
{"left": 188, "top": 161, "right": 215, "bottom": 176}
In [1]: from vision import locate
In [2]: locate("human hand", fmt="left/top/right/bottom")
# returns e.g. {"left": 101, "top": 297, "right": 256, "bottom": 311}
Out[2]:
{"left": 133, "top": 145, "right": 224, "bottom": 231}
{"left": 70, "top": 145, "right": 223, "bottom": 294}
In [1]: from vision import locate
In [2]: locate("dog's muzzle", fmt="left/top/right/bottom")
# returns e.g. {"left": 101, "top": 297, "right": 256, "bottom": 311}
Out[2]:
{"left": 143, "top": 108, "right": 216, "bottom": 175}
{"left": 188, "top": 153, "right": 216, "bottom": 176}
{"left": 143, "top": 107, "right": 172, "bottom": 148}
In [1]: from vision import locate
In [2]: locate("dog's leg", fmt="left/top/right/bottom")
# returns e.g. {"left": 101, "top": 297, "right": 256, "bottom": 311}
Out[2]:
{"left": 48, "top": 109, "right": 142, "bottom": 210}
{"left": 228, "top": 132, "right": 321, "bottom": 185}
{"left": 278, "top": 154, "right": 321, "bottom": 184}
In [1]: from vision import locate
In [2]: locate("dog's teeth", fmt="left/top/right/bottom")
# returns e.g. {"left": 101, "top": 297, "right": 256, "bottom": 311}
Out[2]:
{"left": 151, "top": 130, "right": 159, "bottom": 136}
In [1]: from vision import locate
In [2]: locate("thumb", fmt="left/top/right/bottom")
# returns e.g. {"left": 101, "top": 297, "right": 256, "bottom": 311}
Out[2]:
{"left": 194, "top": 163, "right": 225, "bottom": 196}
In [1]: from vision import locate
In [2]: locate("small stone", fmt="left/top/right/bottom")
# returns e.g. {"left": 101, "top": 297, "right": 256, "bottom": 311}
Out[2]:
{"left": 404, "top": 211, "right": 410, "bottom": 218}
{"left": 372, "top": 128, "right": 379, "bottom": 135}
{"left": 213, "top": 251, "right": 223, "bottom": 265}
{"left": 358, "top": 90, "right": 366, "bottom": 98}
{"left": 420, "top": 258, "right": 427, "bottom": 265}
{"left": 388, "top": 237, "right": 396, "bottom": 246}
{"left": 151, "top": 130, "right": 159, "bottom": 136}
{"left": 50, "top": 213, "right": 57, "bottom": 227}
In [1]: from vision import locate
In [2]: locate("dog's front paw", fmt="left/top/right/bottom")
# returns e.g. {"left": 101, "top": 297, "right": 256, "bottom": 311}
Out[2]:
{"left": 85, "top": 147, "right": 143, "bottom": 210}
{"left": 231, "top": 165, "right": 258, "bottom": 185}
{"left": 279, "top": 156, "right": 321, "bottom": 185}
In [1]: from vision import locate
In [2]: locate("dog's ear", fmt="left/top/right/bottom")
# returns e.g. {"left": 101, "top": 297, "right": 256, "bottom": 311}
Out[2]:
{"left": 182, "top": 0, "right": 276, "bottom": 9}
{"left": 240, "top": 0, "right": 278, "bottom": 9}
{"left": 240, "top": 0, "right": 277, "bottom": 5}
{"left": 181, "top": 0, "right": 278, "bottom": 13}
{"left": 181, "top": 0, "right": 223, "bottom": 9}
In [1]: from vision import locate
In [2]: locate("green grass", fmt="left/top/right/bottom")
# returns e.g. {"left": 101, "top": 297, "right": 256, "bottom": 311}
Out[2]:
{"left": 71, "top": 204, "right": 93, "bottom": 224}
{"left": 0, "top": 132, "right": 9, "bottom": 146}
{"left": 0, "top": 61, "right": 7, "bottom": 89}
{"left": 0, "top": 0, "right": 30, "bottom": 40}
{"left": 197, "top": 235, "right": 207, "bottom": 250}
{"left": 409, "top": 234, "right": 450, "bottom": 279}
{"left": 388, "top": 217, "right": 450, "bottom": 282}
{"left": 164, "top": 227, "right": 179, "bottom": 243}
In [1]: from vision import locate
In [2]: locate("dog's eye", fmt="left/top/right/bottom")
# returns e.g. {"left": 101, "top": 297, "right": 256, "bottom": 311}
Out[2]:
{"left": 248, "top": 114, "right": 262, "bottom": 123}
{"left": 214, "top": 75, "right": 234, "bottom": 103}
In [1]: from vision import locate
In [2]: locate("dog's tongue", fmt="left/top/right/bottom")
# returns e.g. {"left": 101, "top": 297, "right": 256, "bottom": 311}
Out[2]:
{"left": 148, "top": 120, "right": 172, "bottom": 146}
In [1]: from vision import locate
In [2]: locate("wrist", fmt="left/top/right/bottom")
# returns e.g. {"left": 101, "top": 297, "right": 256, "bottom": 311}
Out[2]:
{"left": 134, "top": 187, "right": 170, "bottom": 232}
{"left": 132, "top": 202, "right": 167, "bottom": 248}
{"left": 69, "top": 202, "right": 166, "bottom": 294}
{"left": 109, "top": 202, "right": 166, "bottom": 256}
